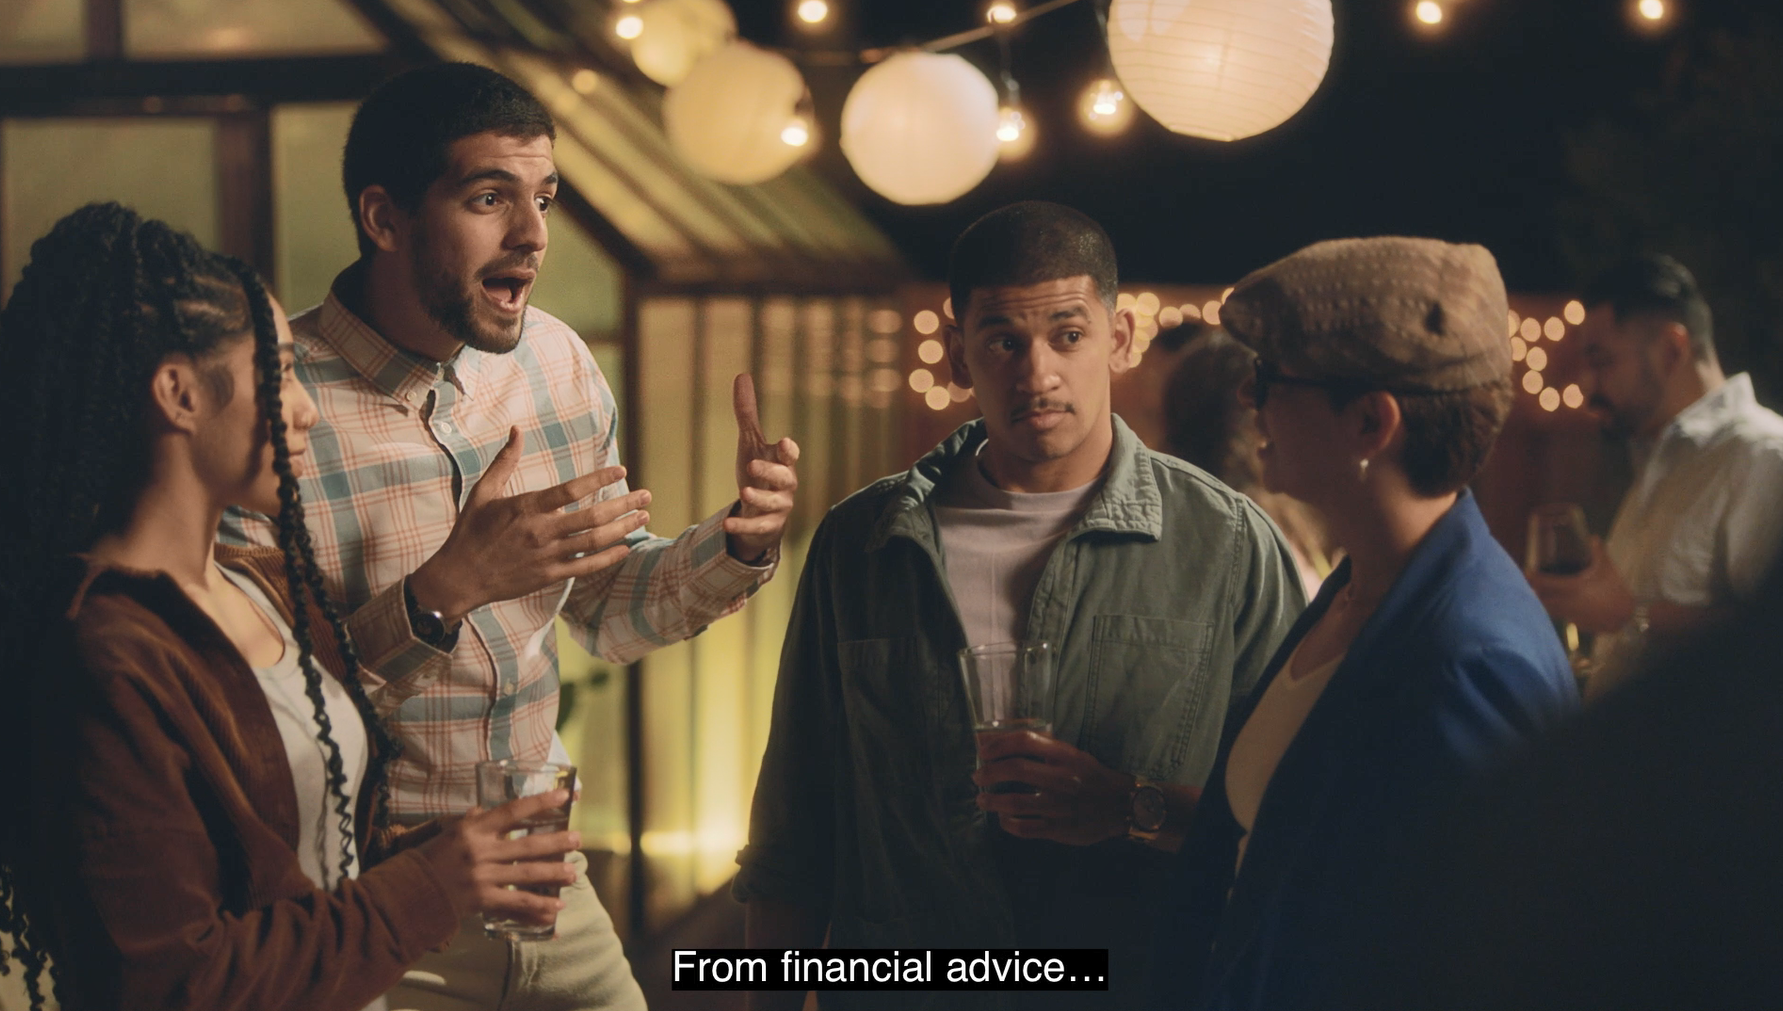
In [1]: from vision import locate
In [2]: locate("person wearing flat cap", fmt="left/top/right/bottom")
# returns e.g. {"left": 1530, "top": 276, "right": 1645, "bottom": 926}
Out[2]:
{"left": 1147, "top": 237, "right": 1580, "bottom": 1011}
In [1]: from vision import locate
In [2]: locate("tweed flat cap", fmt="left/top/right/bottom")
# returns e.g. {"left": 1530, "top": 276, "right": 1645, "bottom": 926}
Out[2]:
{"left": 1220, "top": 237, "right": 1512, "bottom": 392}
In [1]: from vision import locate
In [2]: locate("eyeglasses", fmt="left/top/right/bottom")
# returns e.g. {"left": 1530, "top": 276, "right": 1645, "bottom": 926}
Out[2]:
{"left": 1250, "top": 358, "right": 1374, "bottom": 409}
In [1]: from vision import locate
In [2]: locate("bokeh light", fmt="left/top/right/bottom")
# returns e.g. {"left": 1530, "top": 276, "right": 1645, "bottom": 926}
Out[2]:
{"left": 796, "top": 0, "right": 829, "bottom": 25}
{"left": 1523, "top": 370, "right": 1545, "bottom": 395}
{"left": 925, "top": 386, "right": 952, "bottom": 411}
{"left": 1564, "top": 300, "right": 1586, "bottom": 325}
{"left": 1520, "top": 317, "right": 1542, "bottom": 341}
{"left": 913, "top": 310, "right": 940, "bottom": 334}
{"left": 1544, "top": 317, "right": 1565, "bottom": 341}
{"left": 1526, "top": 346, "right": 1549, "bottom": 372}
{"left": 1540, "top": 387, "right": 1561, "bottom": 412}
{"left": 1510, "top": 336, "right": 1527, "bottom": 362}
{"left": 1563, "top": 384, "right": 1585, "bottom": 409}
{"left": 909, "top": 369, "right": 935, "bottom": 393}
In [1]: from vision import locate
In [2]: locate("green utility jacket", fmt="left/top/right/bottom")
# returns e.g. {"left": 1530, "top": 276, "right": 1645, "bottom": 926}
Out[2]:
{"left": 735, "top": 417, "right": 1303, "bottom": 1009}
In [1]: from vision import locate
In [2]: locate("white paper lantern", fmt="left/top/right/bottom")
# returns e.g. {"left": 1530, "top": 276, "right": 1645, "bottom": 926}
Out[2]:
{"left": 630, "top": 0, "right": 736, "bottom": 87}
{"left": 840, "top": 52, "right": 1000, "bottom": 206}
{"left": 664, "top": 41, "right": 810, "bottom": 185}
{"left": 1107, "top": 0, "right": 1334, "bottom": 142}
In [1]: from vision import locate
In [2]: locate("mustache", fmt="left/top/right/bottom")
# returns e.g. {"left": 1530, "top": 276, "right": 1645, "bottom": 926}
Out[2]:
{"left": 478, "top": 253, "right": 541, "bottom": 280}
{"left": 1010, "top": 399, "right": 1074, "bottom": 422}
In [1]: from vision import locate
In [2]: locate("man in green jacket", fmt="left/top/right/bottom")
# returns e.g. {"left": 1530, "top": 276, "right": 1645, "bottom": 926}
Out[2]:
{"left": 736, "top": 202, "right": 1302, "bottom": 1010}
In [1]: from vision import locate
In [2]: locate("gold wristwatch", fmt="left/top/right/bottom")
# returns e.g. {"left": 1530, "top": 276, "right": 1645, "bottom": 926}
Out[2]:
{"left": 1127, "top": 775, "right": 1167, "bottom": 843}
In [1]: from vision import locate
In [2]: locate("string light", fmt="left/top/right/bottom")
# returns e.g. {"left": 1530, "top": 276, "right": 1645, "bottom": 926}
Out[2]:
{"left": 918, "top": 339, "right": 945, "bottom": 364}
{"left": 1080, "top": 78, "right": 1133, "bottom": 134}
{"left": 1520, "top": 317, "right": 1541, "bottom": 341}
{"left": 996, "top": 106, "right": 1025, "bottom": 143}
{"left": 615, "top": 14, "right": 643, "bottom": 39}
{"left": 909, "top": 369, "right": 936, "bottom": 393}
{"left": 1526, "top": 346, "right": 1549, "bottom": 372}
{"left": 1414, "top": 1, "right": 1444, "bottom": 27}
{"left": 796, "top": 0, "right": 829, "bottom": 25}
{"left": 1638, "top": 0, "right": 1665, "bottom": 21}
{"left": 780, "top": 116, "right": 811, "bottom": 147}
{"left": 914, "top": 310, "right": 940, "bottom": 334}
{"left": 1540, "top": 387, "right": 1561, "bottom": 412}
{"left": 1523, "top": 371, "right": 1545, "bottom": 395}
{"left": 986, "top": 2, "right": 1018, "bottom": 25}
{"left": 1564, "top": 300, "right": 1587, "bottom": 325}
{"left": 1510, "top": 336, "right": 1528, "bottom": 362}
{"left": 926, "top": 387, "right": 952, "bottom": 411}
{"left": 1507, "top": 309, "right": 1521, "bottom": 337}
{"left": 1563, "top": 384, "right": 1585, "bottom": 409}
{"left": 1203, "top": 301, "right": 1222, "bottom": 325}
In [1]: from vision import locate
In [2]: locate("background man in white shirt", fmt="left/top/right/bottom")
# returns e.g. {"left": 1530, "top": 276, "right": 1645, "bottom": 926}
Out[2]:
{"left": 1529, "top": 254, "right": 1783, "bottom": 696}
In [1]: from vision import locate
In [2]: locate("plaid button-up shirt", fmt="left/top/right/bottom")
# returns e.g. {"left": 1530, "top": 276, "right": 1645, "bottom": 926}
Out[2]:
{"left": 224, "top": 275, "right": 771, "bottom": 820}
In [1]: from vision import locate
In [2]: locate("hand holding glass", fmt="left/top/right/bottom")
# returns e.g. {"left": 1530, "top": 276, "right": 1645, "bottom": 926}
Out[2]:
{"left": 958, "top": 641, "right": 1055, "bottom": 820}
{"left": 1527, "top": 503, "right": 1595, "bottom": 678}
{"left": 475, "top": 759, "right": 577, "bottom": 940}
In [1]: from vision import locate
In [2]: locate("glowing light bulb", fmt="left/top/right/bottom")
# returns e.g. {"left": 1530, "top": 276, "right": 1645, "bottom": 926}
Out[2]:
{"left": 909, "top": 369, "right": 935, "bottom": 393}
{"left": 1563, "top": 384, "right": 1585, "bottom": 409}
{"left": 1510, "top": 336, "right": 1527, "bottom": 362}
{"left": 615, "top": 14, "right": 643, "bottom": 39}
{"left": 996, "top": 106, "right": 1026, "bottom": 143}
{"left": 1092, "top": 83, "right": 1121, "bottom": 117}
{"left": 1415, "top": 1, "right": 1443, "bottom": 25}
{"left": 1540, "top": 387, "right": 1561, "bottom": 412}
{"left": 1523, "top": 370, "right": 1545, "bottom": 395}
{"left": 1544, "top": 317, "right": 1565, "bottom": 341}
{"left": 925, "top": 386, "right": 951, "bottom": 411}
{"left": 1520, "top": 317, "right": 1541, "bottom": 341}
{"left": 918, "top": 340, "right": 945, "bottom": 364}
{"left": 781, "top": 117, "right": 811, "bottom": 147}
{"left": 1564, "top": 300, "right": 1586, "bottom": 325}
{"left": 797, "top": 0, "right": 829, "bottom": 25}
{"left": 914, "top": 310, "right": 940, "bottom": 334}
{"left": 1507, "top": 309, "right": 1521, "bottom": 337}
{"left": 1638, "top": 0, "right": 1665, "bottom": 20}
{"left": 1526, "top": 346, "right": 1549, "bottom": 372}
{"left": 987, "top": 2, "right": 1018, "bottom": 24}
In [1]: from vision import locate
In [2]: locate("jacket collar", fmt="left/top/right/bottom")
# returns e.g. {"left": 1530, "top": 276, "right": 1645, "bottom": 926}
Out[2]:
{"left": 865, "top": 414, "right": 1163, "bottom": 552}
{"left": 1201, "top": 490, "right": 1495, "bottom": 992}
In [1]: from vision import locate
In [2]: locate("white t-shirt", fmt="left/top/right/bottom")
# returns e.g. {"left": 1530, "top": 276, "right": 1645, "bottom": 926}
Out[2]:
{"left": 932, "top": 451, "right": 1101, "bottom": 647}
{"left": 1225, "top": 641, "right": 1346, "bottom": 873}
{"left": 219, "top": 566, "right": 370, "bottom": 888}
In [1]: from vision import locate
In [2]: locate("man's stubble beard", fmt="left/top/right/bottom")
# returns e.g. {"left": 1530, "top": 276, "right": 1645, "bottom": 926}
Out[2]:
{"left": 409, "top": 229, "right": 525, "bottom": 355}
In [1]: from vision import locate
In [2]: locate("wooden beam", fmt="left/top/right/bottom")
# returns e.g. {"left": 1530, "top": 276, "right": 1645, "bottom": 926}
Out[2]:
{"left": 216, "top": 110, "right": 275, "bottom": 282}
{"left": 0, "top": 55, "right": 410, "bottom": 116}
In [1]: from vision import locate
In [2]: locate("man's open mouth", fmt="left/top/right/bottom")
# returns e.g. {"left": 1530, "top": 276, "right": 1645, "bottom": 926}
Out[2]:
{"left": 480, "top": 272, "right": 534, "bottom": 313}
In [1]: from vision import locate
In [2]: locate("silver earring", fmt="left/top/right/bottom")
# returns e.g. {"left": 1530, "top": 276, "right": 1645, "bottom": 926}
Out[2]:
{"left": 1358, "top": 458, "right": 1370, "bottom": 482}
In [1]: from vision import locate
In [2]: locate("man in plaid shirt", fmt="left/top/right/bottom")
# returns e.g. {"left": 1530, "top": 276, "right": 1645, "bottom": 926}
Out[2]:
{"left": 224, "top": 63, "right": 799, "bottom": 1010}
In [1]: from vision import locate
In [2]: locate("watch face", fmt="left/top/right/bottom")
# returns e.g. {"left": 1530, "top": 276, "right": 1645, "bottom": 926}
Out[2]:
{"left": 1134, "top": 785, "right": 1167, "bottom": 832}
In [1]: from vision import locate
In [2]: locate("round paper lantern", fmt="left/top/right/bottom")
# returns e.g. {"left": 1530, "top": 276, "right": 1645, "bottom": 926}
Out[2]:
{"left": 631, "top": 0, "right": 736, "bottom": 87}
{"left": 664, "top": 41, "right": 810, "bottom": 185}
{"left": 1107, "top": 0, "right": 1334, "bottom": 142}
{"left": 840, "top": 52, "right": 1000, "bottom": 206}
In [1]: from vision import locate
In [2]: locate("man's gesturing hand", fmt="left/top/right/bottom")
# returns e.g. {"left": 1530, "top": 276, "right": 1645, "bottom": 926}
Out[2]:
{"left": 409, "top": 426, "right": 652, "bottom": 625}
{"left": 973, "top": 731, "right": 1134, "bottom": 846}
{"left": 727, "top": 374, "right": 800, "bottom": 564}
{"left": 414, "top": 790, "right": 580, "bottom": 926}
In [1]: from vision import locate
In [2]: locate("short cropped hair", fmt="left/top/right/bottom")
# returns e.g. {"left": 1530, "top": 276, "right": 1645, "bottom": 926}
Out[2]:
{"left": 1388, "top": 380, "right": 1514, "bottom": 498}
{"left": 1583, "top": 253, "right": 1716, "bottom": 362}
{"left": 343, "top": 62, "right": 556, "bottom": 257}
{"left": 947, "top": 201, "right": 1119, "bottom": 321}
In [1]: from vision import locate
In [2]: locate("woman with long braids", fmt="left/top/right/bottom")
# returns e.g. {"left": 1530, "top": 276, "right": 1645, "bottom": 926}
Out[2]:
{"left": 0, "top": 203, "right": 581, "bottom": 1011}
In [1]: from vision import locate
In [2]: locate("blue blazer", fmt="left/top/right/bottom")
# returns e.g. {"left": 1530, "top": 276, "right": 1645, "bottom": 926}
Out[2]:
{"left": 1150, "top": 492, "right": 1579, "bottom": 1011}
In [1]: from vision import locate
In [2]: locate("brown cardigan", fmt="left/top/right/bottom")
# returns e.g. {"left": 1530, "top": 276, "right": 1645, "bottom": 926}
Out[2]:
{"left": 20, "top": 545, "right": 458, "bottom": 1011}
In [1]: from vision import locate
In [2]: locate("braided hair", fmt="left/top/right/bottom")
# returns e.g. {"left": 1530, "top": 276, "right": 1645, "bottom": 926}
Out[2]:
{"left": 0, "top": 203, "right": 400, "bottom": 1009}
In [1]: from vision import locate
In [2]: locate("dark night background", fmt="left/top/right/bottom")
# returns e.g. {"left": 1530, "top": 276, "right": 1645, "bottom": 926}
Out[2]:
{"left": 723, "top": 0, "right": 1760, "bottom": 284}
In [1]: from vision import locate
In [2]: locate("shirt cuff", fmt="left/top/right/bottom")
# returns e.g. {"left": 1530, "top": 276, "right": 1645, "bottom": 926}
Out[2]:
{"left": 691, "top": 505, "right": 778, "bottom": 603}
{"left": 732, "top": 843, "right": 830, "bottom": 908}
{"left": 349, "top": 578, "right": 454, "bottom": 714}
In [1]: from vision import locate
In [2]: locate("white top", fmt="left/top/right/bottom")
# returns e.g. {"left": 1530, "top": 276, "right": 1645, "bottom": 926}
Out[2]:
{"left": 1225, "top": 642, "right": 1346, "bottom": 873}
{"left": 218, "top": 565, "right": 370, "bottom": 890}
{"left": 1593, "top": 374, "right": 1783, "bottom": 686}
{"left": 932, "top": 450, "right": 1101, "bottom": 647}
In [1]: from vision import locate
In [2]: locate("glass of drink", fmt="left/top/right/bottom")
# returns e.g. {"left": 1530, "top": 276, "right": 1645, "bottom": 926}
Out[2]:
{"left": 1527, "top": 502, "right": 1595, "bottom": 683}
{"left": 958, "top": 641, "right": 1055, "bottom": 819}
{"left": 475, "top": 759, "right": 577, "bottom": 941}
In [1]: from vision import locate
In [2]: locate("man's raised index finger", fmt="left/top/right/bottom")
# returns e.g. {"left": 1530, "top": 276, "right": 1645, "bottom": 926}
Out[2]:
{"left": 733, "top": 373, "right": 768, "bottom": 451}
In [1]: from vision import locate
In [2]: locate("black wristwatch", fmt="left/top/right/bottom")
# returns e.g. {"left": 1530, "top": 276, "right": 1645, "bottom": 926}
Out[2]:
{"left": 1127, "top": 776, "right": 1167, "bottom": 843}
{"left": 403, "top": 577, "right": 461, "bottom": 651}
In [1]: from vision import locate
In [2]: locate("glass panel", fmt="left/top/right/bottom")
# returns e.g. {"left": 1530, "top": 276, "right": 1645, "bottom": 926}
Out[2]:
{"left": 271, "top": 103, "right": 357, "bottom": 313}
{"left": 0, "top": 0, "right": 84, "bottom": 64}
{"left": 636, "top": 296, "right": 699, "bottom": 931}
{"left": 3, "top": 118, "right": 218, "bottom": 305}
{"left": 125, "top": 0, "right": 383, "bottom": 59}
{"left": 530, "top": 210, "right": 624, "bottom": 342}
{"left": 691, "top": 297, "right": 753, "bottom": 894}
{"left": 554, "top": 620, "right": 630, "bottom": 940}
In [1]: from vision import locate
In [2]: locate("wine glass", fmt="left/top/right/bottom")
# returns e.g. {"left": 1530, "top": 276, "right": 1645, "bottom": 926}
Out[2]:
{"left": 1527, "top": 503, "right": 1594, "bottom": 685}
